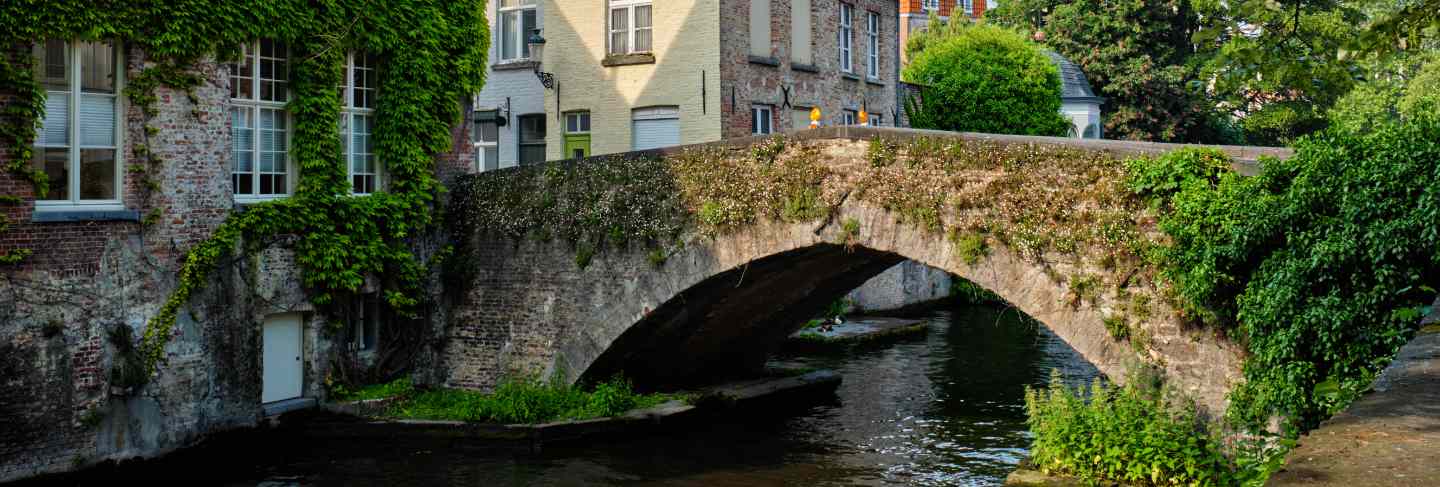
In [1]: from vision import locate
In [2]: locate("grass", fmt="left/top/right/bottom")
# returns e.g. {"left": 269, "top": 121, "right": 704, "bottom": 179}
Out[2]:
{"left": 356, "top": 376, "right": 684, "bottom": 425}
{"left": 331, "top": 377, "right": 416, "bottom": 402}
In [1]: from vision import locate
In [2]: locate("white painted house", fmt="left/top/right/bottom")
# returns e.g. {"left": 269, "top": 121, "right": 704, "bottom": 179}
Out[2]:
{"left": 1045, "top": 51, "right": 1104, "bottom": 139}
{"left": 474, "top": 0, "right": 548, "bottom": 170}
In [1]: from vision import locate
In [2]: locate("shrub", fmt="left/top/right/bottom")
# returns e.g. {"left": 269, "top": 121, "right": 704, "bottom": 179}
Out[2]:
{"left": 391, "top": 376, "right": 674, "bottom": 424}
{"left": 1025, "top": 371, "right": 1241, "bottom": 486}
{"left": 1142, "top": 118, "right": 1440, "bottom": 431}
{"left": 902, "top": 23, "right": 1071, "bottom": 137}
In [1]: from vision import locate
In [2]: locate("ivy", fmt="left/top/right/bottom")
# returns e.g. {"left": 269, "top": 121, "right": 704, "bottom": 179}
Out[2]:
{"left": 0, "top": 1, "right": 489, "bottom": 378}
{"left": 1134, "top": 118, "right": 1440, "bottom": 434}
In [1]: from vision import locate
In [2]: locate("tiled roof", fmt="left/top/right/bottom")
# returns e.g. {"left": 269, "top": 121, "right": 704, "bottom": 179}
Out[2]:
{"left": 1044, "top": 51, "right": 1104, "bottom": 103}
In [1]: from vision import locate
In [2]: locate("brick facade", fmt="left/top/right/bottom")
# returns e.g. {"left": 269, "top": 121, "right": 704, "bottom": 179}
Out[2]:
{"left": 720, "top": 0, "right": 901, "bottom": 138}
{"left": 897, "top": 0, "right": 990, "bottom": 63}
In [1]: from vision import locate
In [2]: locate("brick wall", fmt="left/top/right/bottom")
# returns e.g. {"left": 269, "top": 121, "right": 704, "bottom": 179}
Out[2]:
{"left": 720, "top": 0, "right": 900, "bottom": 138}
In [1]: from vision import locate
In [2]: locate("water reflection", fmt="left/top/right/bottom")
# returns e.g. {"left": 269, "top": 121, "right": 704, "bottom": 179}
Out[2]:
{"left": 53, "top": 304, "right": 1100, "bottom": 487}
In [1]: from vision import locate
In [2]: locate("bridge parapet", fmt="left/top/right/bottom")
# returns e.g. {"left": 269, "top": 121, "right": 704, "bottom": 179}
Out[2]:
{"left": 443, "top": 130, "right": 1281, "bottom": 415}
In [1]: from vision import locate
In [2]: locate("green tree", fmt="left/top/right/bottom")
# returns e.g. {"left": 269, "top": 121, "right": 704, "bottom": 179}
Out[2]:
{"left": 902, "top": 22, "right": 1071, "bottom": 137}
{"left": 990, "top": 0, "right": 1236, "bottom": 143}
{"left": 1327, "top": 53, "right": 1440, "bottom": 133}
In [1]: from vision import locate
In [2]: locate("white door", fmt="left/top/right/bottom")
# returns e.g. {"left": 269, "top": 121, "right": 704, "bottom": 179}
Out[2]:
{"left": 632, "top": 107, "right": 681, "bottom": 151}
{"left": 262, "top": 313, "right": 303, "bottom": 403}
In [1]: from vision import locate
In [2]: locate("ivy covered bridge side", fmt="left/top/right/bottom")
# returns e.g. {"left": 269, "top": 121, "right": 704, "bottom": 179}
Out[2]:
{"left": 441, "top": 127, "right": 1290, "bottom": 416}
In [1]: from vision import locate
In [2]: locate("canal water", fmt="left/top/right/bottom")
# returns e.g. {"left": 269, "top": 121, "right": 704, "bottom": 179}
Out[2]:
{"left": 42, "top": 304, "right": 1100, "bottom": 487}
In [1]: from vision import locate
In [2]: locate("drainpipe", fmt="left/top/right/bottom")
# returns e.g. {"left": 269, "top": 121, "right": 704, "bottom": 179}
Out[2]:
{"left": 894, "top": 6, "right": 903, "bottom": 126}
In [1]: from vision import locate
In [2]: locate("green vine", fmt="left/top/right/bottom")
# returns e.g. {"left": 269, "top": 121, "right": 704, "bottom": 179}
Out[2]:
{"left": 0, "top": 1, "right": 489, "bottom": 378}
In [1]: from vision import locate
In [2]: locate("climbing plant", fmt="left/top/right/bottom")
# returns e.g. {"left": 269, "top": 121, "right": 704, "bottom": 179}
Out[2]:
{"left": 0, "top": 1, "right": 489, "bottom": 377}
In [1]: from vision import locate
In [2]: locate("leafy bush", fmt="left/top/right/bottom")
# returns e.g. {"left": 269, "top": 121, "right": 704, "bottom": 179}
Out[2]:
{"left": 1126, "top": 148, "right": 1234, "bottom": 208}
{"left": 390, "top": 376, "right": 675, "bottom": 424}
{"left": 1141, "top": 119, "right": 1440, "bottom": 431}
{"left": 1026, "top": 371, "right": 1242, "bottom": 486}
{"left": 902, "top": 22, "right": 1071, "bottom": 137}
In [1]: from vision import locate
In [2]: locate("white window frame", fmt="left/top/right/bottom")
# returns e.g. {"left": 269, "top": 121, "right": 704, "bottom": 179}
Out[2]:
{"left": 842, "top": 109, "right": 858, "bottom": 125}
{"left": 609, "top": 0, "right": 654, "bottom": 55}
{"left": 866, "top": 11, "right": 880, "bottom": 79}
{"left": 565, "top": 111, "right": 591, "bottom": 134}
{"left": 960, "top": 0, "right": 974, "bottom": 16}
{"left": 472, "top": 115, "right": 499, "bottom": 172}
{"left": 349, "top": 293, "right": 382, "bottom": 352}
{"left": 228, "top": 39, "right": 293, "bottom": 203}
{"left": 33, "top": 40, "right": 124, "bottom": 210}
{"left": 751, "top": 105, "right": 773, "bottom": 135}
{"left": 922, "top": 0, "right": 941, "bottom": 11}
{"left": 341, "top": 51, "right": 380, "bottom": 195}
{"left": 839, "top": 3, "right": 854, "bottom": 73}
{"left": 498, "top": 0, "right": 538, "bottom": 61}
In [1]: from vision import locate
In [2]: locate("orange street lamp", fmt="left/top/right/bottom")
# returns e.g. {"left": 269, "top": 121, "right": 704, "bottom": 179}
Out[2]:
{"left": 858, "top": 109, "right": 869, "bottom": 126}
{"left": 809, "top": 107, "right": 821, "bottom": 129}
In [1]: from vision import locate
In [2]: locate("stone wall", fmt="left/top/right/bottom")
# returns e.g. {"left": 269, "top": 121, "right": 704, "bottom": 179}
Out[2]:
{"left": 443, "top": 135, "right": 1255, "bottom": 416}
{"left": 0, "top": 44, "right": 465, "bottom": 482}
{"left": 845, "top": 259, "right": 953, "bottom": 313}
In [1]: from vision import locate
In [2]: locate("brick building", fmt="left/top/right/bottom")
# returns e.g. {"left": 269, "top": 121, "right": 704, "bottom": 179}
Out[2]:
{"left": 520, "top": 0, "right": 901, "bottom": 160}
{"left": 0, "top": 38, "right": 472, "bottom": 481}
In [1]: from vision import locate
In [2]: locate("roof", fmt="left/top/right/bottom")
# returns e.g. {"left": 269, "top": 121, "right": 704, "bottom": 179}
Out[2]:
{"left": 1044, "top": 51, "right": 1105, "bottom": 104}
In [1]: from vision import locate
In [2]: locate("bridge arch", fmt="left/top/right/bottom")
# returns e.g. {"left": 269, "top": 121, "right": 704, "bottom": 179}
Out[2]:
{"left": 442, "top": 129, "right": 1268, "bottom": 415}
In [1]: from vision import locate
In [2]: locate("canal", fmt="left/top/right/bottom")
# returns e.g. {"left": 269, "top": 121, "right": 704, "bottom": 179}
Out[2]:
{"left": 35, "top": 303, "right": 1100, "bottom": 486}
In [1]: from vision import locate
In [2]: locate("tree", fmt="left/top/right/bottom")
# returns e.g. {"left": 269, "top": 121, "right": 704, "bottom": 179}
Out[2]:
{"left": 989, "top": 0, "right": 1236, "bottom": 143}
{"left": 1329, "top": 54, "right": 1440, "bottom": 132}
{"left": 902, "top": 22, "right": 1071, "bottom": 137}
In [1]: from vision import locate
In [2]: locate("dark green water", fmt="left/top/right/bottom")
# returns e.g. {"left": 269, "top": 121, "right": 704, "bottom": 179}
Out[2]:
{"left": 39, "top": 304, "right": 1100, "bottom": 486}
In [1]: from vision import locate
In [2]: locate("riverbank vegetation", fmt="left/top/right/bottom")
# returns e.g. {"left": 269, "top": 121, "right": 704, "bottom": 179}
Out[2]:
{"left": 335, "top": 376, "right": 683, "bottom": 425}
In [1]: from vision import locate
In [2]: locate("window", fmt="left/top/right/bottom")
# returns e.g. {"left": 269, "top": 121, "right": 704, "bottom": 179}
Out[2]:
{"left": 518, "top": 114, "right": 546, "bottom": 164}
{"left": 227, "top": 39, "right": 290, "bottom": 201}
{"left": 341, "top": 52, "right": 379, "bottom": 194}
{"left": 498, "top": 0, "right": 538, "bottom": 61}
{"left": 348, "top": 293, "right": 382, "bottom": 352}
{"left": 472, "top": 114, "right": 499, "bottom": 171}
{"left": 791, "top": 0, "right": 812, "bottom": 65}
{"left": 632, "top": 106, "right": 680, "bottom": 150}
{"left": 793, "top": 108, "right": 813, "bottom": 130}
{"left": 872, "top": 113, "right": 884, "bottom": 127}
{"left": 960, "top": 0, "right": 974, "bottom": 16}
{"left": 842, "top": 109, "right": 858, "bottom": 125}
{"left": 922, "top": 0, "right": 941, "bottom": 11}
{"left": 751, "top": 105, "right": 773, "bottom": 135}
{"left": 866, "top": 12, "right": 880, "bottom": 79}
{"left": 32, "top": 39, "right": 122, "bottom": 206}
{"left": 565, "top": 112, "right": 591, "bottom": 134}
{"left": 609, "top": 0, "right": 653, "bottom": 55}
{"left": 839, "top": 4, "right": 854, "bottom": 73}
{"left": 750, "top": 0, "right": 771, "bottom": 57}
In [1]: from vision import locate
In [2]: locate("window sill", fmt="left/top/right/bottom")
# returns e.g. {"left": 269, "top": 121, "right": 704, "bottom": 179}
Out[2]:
{"left": 748, "top": 55, "right": 780, "bottom": 67}
{"left": 30, "top": 208, "right": 139, "bottom": 223}
{"left": 233, "top": 196, "right": 290, "bottom": 208}
{"left": 602, "top": 53, "right": 656, "bottom": 67}
{"left": 791, "top": 63, "right": 819, "bottom": 73}
{"left": 493, "top": 59, "right": 539, "bottom": 71}
{"left": 866, "top": 78, "right": 886, "bottom": 87}
{"left": 841, "top": 72, "right": 862, "bottom": 82}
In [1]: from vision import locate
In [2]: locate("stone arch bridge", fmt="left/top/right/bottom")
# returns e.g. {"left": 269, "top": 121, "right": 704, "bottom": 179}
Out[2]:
{"left": 440, "top": 127, "right": 1290, "bottom": 415}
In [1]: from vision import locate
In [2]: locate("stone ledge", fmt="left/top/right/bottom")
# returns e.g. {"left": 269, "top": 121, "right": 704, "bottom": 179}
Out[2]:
{"left": 492, "top": 60, "right": 539, "bottom": 71}
{"left": 602, "top": 53, "right": 656, "bottom": 67}
{"left": 841, "top": 72, "right": 862, "bottom": 82}
{"left": 866, "top": 78, "right": 886, "bottom": 87}
{"left": 30, "top": 209, "right": 140, "bottom": 223}
{"left": 747, "top": 55, "right": 780, "bottom": 67}
{"left": 791, "top": 63, "right": 819, "bottom": 73}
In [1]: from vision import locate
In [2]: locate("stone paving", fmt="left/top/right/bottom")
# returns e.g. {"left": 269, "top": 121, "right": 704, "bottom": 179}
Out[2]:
{"left": 1267, "top": 298, "right": 1440, "bottom": 486}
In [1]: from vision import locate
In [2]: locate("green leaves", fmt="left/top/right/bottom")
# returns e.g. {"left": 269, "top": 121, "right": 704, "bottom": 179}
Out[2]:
{"left": 0, "top": 1, "right": 489, "bottom": 380}
{"left": 903, "top": 22, "right": 1072, "bottom": 137}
